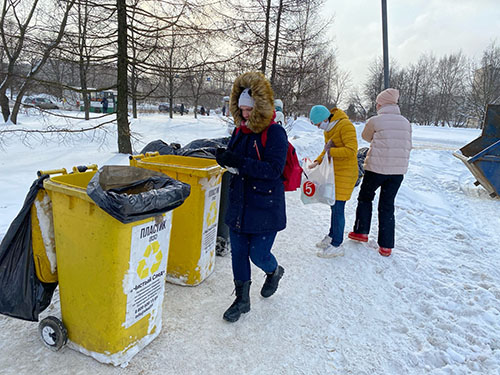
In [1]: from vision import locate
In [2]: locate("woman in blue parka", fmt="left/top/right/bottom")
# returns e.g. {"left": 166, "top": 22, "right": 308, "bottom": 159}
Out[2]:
{"left": 215, "top": 71, "right": 288, "bottom": 323}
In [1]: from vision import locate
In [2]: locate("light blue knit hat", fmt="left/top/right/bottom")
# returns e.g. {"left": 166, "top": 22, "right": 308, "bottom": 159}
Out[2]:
{"left": 309, "top": 105, "right": 330, "bottom": 125}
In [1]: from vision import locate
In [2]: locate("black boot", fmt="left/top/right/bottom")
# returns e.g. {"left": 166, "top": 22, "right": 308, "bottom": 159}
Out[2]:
{"left": 260, "top": 265, "right": 284, "bottom": 298}
{"left": 223, "top": 280, "right": 251, "bottom": 322}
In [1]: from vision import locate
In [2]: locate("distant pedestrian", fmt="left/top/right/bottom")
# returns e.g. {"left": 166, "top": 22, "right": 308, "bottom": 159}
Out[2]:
{"left": 348, "top": 88, "right": 412, "bottom": 257}
{"left": 222, "top": 105, "right": 226, "bottom": 116}
{"left": 101, "top": 97, "right": 108, "bottom": 114}
{"left": 274, "top": 99, "right": 285, "bottom": 126}
{"left": 200, "top": 106, "right": 205, "bottom": 116}
{"left": 180, "top": 103, "right": 185, "bottom": 116}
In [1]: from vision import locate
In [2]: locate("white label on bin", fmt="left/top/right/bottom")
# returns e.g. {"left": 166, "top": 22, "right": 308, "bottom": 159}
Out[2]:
{"left": 123, "top": 213, "right": 172, "bottom": 329}
{"left": 198, "top": 185, "right": 220, "bottom": 278}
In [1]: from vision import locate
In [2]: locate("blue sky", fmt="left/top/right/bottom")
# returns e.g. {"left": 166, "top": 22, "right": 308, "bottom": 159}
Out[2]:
{"left": 325, "top": 0, "right": 500, "bottom": 88}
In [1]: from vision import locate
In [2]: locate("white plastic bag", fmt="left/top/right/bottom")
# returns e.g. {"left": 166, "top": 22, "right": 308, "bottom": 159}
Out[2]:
{"left": 300, "top": 157, "right": 335, "bottom": 205}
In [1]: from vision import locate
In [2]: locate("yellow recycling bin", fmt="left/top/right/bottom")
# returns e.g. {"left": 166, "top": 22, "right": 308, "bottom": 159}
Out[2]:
{"left": 42, "top": 166, "right": 177, "bottom": 366}
{"left": 31, "top": 187, "right": 57, "bottom": 283}
{"left": 130, "top": 154, "right": 224, "bottom": 286}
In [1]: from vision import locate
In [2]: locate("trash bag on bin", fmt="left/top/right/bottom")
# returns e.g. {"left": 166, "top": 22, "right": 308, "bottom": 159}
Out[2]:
{"left": 0, "top": 175, "right": 58, "bottom": 321}
{"left": 182, "top": 137, "right": 230, "bottom": 150}
{"left": 140, "top": 140, "right": 181, "bottom": 155}
{"left": 177, "top": 137, "right": 231, "bottom": 159}
{"left": 87, "top": 165, "right": 191, "bottom": 224}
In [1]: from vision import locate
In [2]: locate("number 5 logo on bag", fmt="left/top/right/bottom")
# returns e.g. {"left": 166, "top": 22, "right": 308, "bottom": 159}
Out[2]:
{"left": 303, "top": 181, "right": 316, "bottom": 197}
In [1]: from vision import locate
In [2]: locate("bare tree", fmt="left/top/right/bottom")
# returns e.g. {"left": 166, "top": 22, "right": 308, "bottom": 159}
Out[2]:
{"left": 115, "top": 0, "right": 131, "bottom": 153}
{"left": 273, "top": 0, "right": 331, "bottom": 114}
{"left": 9, "top": 0, "right": 76, "bottom": 124}
{"left": 270, "top": 0, "right": 283, "bottom": 85}
{"left": 324, "top": 50, "right": 350, "bottom": 107}
{"left": 433, "top": 52, "right": 469, "bottom": 126}
{"left": 346, "top": 90, "right": 368, "bottom": 120}
{"left": 0, "top": 0, "right": 40, "bottom": 122}
{"left": 260, "top": 0, "right": 272, "bottom": 74}
{"left": 363, "top": 57, "right": 385, "bottom": 116}
{"left": 399, "top": 54, "right": 436, "bottom": 124}
{"left": 469, "top": 42, "right": 500, "bottom": 127}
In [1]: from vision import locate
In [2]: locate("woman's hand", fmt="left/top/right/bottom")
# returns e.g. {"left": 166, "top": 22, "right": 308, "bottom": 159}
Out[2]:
{"left": 217, "top": 149, "right": 243, "bottom": 168}
{"left": 324, "top": 139, "right": 335, "bottom": 151}
{"left": 324, "top": 140, "right": 335, "bottom": 161}
{"left": 308, "top": 161, "right": 319, "bottom": 169}
{"left": 215, "top": 147, "right": 227, "bottom": 168}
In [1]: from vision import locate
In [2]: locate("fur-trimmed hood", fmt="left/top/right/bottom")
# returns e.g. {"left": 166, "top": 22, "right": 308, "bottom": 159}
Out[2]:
{"left": 230, "top": 71, "right": 275, "bottom": 133}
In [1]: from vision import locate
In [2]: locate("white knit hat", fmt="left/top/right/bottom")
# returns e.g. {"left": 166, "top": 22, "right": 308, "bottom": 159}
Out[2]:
{"left": 238, "top": 88, "right": 255, "bottom": 108}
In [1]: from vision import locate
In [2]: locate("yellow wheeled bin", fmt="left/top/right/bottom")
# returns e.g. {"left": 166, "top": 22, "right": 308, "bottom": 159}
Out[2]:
{"left": 39, "top": 165, "right": 188, "bottom": 366}
{"left": 31, "top": 186, "right": 57, "bottom": 284}
{"left": 130, "top": 153, "right": 224, "bottom": 286}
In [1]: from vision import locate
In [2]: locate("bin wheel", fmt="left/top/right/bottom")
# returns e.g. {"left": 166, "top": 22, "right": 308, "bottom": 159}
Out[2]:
{"left": 39, "top": 316, "right": 67, "bottom": 351}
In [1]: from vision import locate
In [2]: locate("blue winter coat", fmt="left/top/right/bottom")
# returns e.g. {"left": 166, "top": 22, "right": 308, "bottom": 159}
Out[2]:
{"left": 225, "top": 123, "right": 288, "bottom": 233}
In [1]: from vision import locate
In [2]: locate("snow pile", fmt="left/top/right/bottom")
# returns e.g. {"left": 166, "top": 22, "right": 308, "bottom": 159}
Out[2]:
{"left": 0, "top": 113, "right": 499, "bottom": 374}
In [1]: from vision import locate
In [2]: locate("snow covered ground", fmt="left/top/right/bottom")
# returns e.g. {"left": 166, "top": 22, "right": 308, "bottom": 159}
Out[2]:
{"left": 1, "top": 111, "right": 499, "bottom": 374}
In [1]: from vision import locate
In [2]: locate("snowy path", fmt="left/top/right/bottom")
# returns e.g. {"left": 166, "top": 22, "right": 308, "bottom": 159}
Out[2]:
{"left": 1, "top": 116, "right": 499, "bottom": 374}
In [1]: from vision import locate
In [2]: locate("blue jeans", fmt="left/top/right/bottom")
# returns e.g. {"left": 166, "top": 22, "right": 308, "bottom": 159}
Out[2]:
{"left": 229, "top": 230, "right": 278, "bottom": 282}
{"left": 329, "top": 200, "right": 346, "bottom": 247}
{"left": 353, "top": 171, "right": 404, "bottom": 248}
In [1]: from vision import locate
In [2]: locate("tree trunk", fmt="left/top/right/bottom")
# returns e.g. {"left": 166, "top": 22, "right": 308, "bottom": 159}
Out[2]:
{"left": 270, "top": 0, "right": 283, "bottom": 85}
{"left": 0, "top": 94, "right": 10, "bottom": 122}
{"left": 10, "top": 81, "right": 31, "bottom": 124}
{"left": 116, "top": 0, "right": 132, "bottom": 154}
{"left": 260, "top": 0, "right": 272, "bottom": 74}
{"left": 168, "top": 74, "right": 173, "bottom": 119}
{"left": 131, "top": 66, "right": 138, "bottom": 119}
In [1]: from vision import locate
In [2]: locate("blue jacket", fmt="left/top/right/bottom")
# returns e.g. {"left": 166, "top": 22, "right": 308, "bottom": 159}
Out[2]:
{"left": 225, "top": 123, "right": 288, "bottom": 233}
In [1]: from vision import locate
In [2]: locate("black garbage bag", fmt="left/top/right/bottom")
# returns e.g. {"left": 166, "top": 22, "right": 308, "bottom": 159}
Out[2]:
{"left": 182, "top": 137, "right": 231, "bottom": 150}
{"left": 177, "top": 137, "right": 231, "bottom": 159}
{"left": 140, "top": 140, "right": 181, "bottom": 155}
{"left": 0, "top": 176, "right": 57, "bottom": 321}
{"left": 87, "top": 166, "right": 191, "bottom": 224}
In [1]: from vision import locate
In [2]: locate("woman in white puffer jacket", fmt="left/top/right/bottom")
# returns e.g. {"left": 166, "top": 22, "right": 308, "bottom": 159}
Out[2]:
{"left": 348, "top": 88, "right": 412, "bottom": 257}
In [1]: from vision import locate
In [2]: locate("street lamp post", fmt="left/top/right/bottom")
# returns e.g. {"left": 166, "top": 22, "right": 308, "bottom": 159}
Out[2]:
{"left": 381, "top": 0, "right": 390, "bottom": 89}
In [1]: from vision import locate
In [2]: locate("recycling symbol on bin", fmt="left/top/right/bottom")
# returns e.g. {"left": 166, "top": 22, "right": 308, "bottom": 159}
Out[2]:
{"left": 205, "top": 200, "right": 217, "bottom": 227}
{"left": 137, "top": 241, "right": 162, "bottom": 279}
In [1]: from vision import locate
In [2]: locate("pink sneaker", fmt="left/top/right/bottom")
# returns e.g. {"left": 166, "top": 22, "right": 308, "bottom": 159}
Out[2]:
{"left": 348, "top": 232, "right": 368, "bottom": 242}
{"left": 379, "top": 247, "right": 392, "bottom": 257}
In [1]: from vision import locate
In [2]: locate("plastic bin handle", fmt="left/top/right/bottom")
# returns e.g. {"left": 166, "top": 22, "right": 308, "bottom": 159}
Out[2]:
{"left": 37, "top": 168, "right": 67, "bottom": 177}
{"left": 72, "top": 164, "right": 98, "bottom": 173}
{"left": 129, "top": 151, "right": 160, "bottom": 162}
{"left": 37, "top": 164, "right": 98, "bottom": 177}
{"left": 129, "top": 152, "right": 159, "bottom": 167}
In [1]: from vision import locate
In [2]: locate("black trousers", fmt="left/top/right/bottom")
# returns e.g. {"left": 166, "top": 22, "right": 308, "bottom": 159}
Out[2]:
{"left": 353, "top": 170, "right": 404, "bottom": 249}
